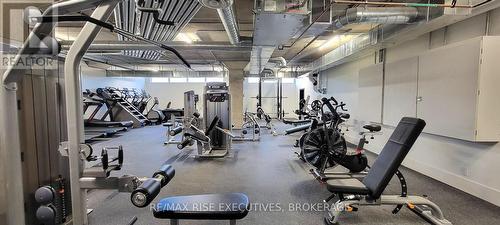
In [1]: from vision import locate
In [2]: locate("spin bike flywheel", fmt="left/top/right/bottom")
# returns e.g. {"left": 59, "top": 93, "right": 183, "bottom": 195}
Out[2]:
{"left": 301, "top": 128, "right": 347, "bottom": 170}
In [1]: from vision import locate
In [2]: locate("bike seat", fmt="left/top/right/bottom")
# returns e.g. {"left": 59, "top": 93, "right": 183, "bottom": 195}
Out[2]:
{"left": 340, "top": 113, "right": 350, "bottom": 119}
{"left": 363, "top": 124, "right": 381, "bottom": 132}
{"left": 153, "top": 193, "right": 249, "bottom": 220}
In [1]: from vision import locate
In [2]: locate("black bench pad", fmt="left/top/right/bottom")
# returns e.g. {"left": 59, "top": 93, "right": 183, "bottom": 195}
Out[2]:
{"left": 363, "top": 124, "right": 381, "bottom": 132}
{"left": 153, "top": 193, "right": 249, "bottom": 220}
{"left": 326, "top": 178, "right": 369, "bottom": 195}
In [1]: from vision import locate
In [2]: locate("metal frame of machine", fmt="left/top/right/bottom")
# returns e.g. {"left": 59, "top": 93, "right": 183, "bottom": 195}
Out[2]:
{"left": 0, "top": 1, "right": 188, "bottom": 224}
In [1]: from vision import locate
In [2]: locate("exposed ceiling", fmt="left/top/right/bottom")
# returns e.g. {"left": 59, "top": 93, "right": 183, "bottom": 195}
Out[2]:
{"left": 53, "top": 0, "right": 457, "bottom": 73}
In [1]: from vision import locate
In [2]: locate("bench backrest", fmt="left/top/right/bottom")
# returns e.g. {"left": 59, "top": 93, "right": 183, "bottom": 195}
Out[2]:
{"left": 362, "top": 117, "right": 426, "bottom": 199}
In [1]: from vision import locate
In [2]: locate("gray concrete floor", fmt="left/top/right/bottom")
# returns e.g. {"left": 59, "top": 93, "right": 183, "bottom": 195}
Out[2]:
{"left": 87, "top": 123, "right": 500, "bottom": 225}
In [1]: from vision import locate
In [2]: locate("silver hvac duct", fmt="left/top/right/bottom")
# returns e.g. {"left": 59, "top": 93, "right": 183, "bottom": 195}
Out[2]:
{"left": 334, "top": 7, "right": 419, "bottom": 30}
{"left": 262, "top": 68, "right": 274, "bottom": 77}
{"left": 114, "top": 0, "right": 202, "bottom": 60}
{"left": 269, "top": 57, "right": 287, "bottom": 67}
{"left": 198, "top": 0, "right": 240, "bottom": 45}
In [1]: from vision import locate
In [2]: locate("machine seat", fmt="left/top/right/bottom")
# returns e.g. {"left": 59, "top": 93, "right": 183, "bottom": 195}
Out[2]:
{"left": 163, "top": 122, "right": 174, "bottom": 127}
{"left": 153, "top": 193, "right": 249, "bottom": 220}
{"left": 326, "top": 179, "right": 369, "bottom": 195}
{"left": 363, "top": 124, "right": 381, "bottom": 132}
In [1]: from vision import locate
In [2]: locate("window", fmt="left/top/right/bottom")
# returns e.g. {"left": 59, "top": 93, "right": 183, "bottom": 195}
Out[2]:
{"left": 188, "top": 77, "right": 206, "bottom": 83}
{"left": 282, "top": 78, "right": 295, "bottom": 84}
{"left": 263, "top": 79, "right": 277, "bottom": 83}
{"left": 170, "top": 77, "right": 187, "bottom": 83}
{"left": 151, "top": 77, "right": 169, "bottom": 83}
{"left": 247, "top": 77, "right": 260, "bottom": 83}
{"left": 206, "top": 77, "right": 224, "bottom": 83}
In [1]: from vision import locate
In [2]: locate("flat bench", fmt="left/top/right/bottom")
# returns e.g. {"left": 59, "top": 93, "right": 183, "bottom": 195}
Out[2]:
{"left": 154, "top": 193, "right": 249, "bottom": 225}
{"left": 149, "top": 167, "right": 250, "bottom": 225}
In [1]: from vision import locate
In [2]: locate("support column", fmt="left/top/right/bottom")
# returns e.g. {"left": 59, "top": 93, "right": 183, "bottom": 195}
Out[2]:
{"left": 229, "top": 69, "right": 244, "bottom": 128}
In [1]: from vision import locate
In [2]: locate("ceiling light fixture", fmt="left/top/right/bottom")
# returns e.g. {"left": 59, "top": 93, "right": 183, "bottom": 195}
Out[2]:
{"left": 176, "top": 32, "right": 200, "bottom": 44}
{"left": 177, "top": 33, "right": 193, "bottom": 44}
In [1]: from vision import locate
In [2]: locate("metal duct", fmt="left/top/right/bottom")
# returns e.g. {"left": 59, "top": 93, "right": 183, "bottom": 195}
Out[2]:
{"left": 60, "top": 41, "right": 251, "bottom": 51}
{"left": 334, "top": 7, "right": 419, "bottom": 30}
{"left": 269, "top": 57, "right": 287, "bottom": 67}
{"left": 198, "top": 0, "right": 240, "bottom": 45}
{"left": 262, "top": 68, "right": 274, "bottom": 77}
{"left": 114, "top": 0, "right": 202, "bottom": 60}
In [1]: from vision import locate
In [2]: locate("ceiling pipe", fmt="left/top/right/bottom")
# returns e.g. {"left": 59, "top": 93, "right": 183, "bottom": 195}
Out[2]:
{"left": 59, "top": 41, "right": 252, "bottom": 51}
{"left": 197, "top": 0, "right": 240, "bottom": 45}
{"left": 262, "top": 68, "right": 274, "bottom": 77}
{"left": 269, "top": 57, "right": 287, "bottom": 68}
{"left": 334, "top": 7, "right": 420, "bottom": 30}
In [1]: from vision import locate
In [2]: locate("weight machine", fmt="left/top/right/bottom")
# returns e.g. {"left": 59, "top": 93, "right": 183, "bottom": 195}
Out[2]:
{"left": 177, "top": 82, "right": 234, "bottom": 158}
{"left": 233, "top": 110, "right": 261, "bottom": 142}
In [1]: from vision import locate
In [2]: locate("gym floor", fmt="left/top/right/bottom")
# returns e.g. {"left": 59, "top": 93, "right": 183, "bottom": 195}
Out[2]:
{"left": 87, "top": 123, "right": 500, "bottom": 225}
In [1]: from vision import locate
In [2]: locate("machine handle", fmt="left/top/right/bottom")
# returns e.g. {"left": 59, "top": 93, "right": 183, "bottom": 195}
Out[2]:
{"left": 169, "top": 126, "right": 183, "bottom": 136}
{"left": 130, "top": 179, "right": 161, "bottom": 208}
{"left": 329, "top": 97, "right": 338, "bottom": 105}
{"left": 177, "top": 138, "right": 191, "bottom": 149}
{"left": 205, "top": 116, "right": 220, "bottom": 135}
{"left": 321, "top": 97, "right": 336, "bottom": 113}
{"left": 152, "top": 164, "right": 175, "bottom": 187}
{"left": 130, "top": 164, "right": 176, "bottom": 208}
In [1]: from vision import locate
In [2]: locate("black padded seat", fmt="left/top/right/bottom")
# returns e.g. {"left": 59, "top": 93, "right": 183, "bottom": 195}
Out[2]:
{"left": 326, "top": 179, "right": 369, "bottom": 194}
{"left": 363, "top": 124, "right": 381, "bottom": 132}
{"left": 153, "top": 193, "right": 249, "bottom": 220}
{"left": 163, "top": 122, "right": 174, "bottom": 127}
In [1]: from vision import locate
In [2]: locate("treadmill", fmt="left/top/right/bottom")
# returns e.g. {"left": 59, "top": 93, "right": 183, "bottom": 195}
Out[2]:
{"left": 83, "top": 89, "right": 134, "bottom": 129}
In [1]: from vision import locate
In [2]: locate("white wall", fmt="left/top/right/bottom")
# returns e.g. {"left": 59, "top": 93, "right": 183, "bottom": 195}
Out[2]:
{"left": 144, "top": 79, "right": 206, "bottom": 112}
{"left": 306, "top": 9, "right": 500, "bottom": 206}
{"left": 80, "top": 65, "right": 145, "bottom": 91}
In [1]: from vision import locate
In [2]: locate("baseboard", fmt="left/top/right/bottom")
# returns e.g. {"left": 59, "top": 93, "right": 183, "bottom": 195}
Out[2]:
{"left": 401, "top": 157, "right": 500, "bottom": 207}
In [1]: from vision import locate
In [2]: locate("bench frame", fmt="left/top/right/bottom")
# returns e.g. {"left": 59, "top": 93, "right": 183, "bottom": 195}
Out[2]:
{"left": 325, "top": 194, "right": 452, "bottom": 225}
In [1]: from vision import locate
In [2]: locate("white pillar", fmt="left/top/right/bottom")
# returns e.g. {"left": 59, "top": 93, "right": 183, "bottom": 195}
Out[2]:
{"left": 229, "top": 70, "right": 244, "bottom": 128}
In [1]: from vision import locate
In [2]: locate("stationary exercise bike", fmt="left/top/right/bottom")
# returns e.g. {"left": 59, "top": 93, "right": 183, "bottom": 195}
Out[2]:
{"left": 298, "top": 97, "right": 381, "bottom": 181}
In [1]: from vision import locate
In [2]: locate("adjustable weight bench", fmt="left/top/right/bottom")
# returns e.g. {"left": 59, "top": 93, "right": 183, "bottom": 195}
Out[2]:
{"left": 324, "top": 117, "right": 452, "bottom": 225}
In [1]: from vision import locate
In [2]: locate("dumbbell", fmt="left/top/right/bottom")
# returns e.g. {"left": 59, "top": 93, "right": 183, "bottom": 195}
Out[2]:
{"left": 131, "top": 164, "right": 175, "bottom": 208}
